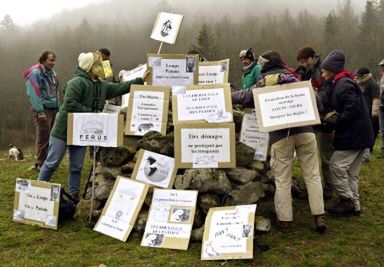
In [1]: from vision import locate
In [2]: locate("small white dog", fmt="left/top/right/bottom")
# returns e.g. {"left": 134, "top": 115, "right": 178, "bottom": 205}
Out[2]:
{"left": 8, "top": 144, "right": 24, "bottom": 161}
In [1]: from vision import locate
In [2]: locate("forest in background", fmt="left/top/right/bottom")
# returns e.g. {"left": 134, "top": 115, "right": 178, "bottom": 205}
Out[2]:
{"left": 0, "top": 0, "right": 383, "bottom": 148}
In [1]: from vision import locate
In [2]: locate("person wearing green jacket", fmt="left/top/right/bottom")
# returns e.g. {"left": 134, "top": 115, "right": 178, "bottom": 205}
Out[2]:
{"left": 239, "top": 48, "right": 261, "bottom": 90}
{"left": 38, "top": 51, "right": 150, "bottom": 200}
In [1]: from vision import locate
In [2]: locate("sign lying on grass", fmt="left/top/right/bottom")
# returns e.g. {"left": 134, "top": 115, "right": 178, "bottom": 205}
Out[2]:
{"left": 150, "top": 12, "right": 184, "bottom": 44}
{"left": 147, "top": 54, "right": 199, "bottom": 86}
{"left": 94, "top": 176, "right": 149, "bottom": 242}
{"left": 141, "top": 189, "right": 198, "bottom": 250}
{"left": 201, "top": 204, "right": 257, "bottom": 260}
{"left": 67, "top": 113, "right": 124, "bottom": 147}
{"left": 239, "top": 109, "right": 269, "bottom": 161}
{"left": 198, "top": 59, "right": 229, "bottom": 85}
{"left": 125, "top": 85, "right": 170, "bottom": 136}
{"left": 253, "top": 81, "right": 320, "bottom": 132}
{"left": 13, "top": 178, "right": 61, "bottom": 230}
{"left": 131, "top": 149, "right": 177, "bottom": 189}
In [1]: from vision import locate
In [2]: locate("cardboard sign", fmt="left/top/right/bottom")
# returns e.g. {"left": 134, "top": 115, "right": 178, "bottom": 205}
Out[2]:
{"left": 253, "top": 81, "right": 320, "bottom": 132}
{"left": 141, "top": 189, "right": 198, "bottom": 250}
{"left": 67, "top": 113, "right": 123, "bottom": 147}
{"left": 103, "top": 104, "right": 121, "bottom": 114}
{"left": 125, "top": 85, "right": 170, "bottom": 136}
{"left": 131, "top": 149, "right": 177, "bottom": 189}
{"left": 94, "top": 176, "right": 149, "bottom": 241}
{"left": 198, "top": 59, "right": 229, "bottom": 85}
{"left": 174, "top": 123, "right": 236, "bottom": 168}
{"left": 150, "top": 12, "right": 184, "bottom": 44}
{"left": 120, "top": 64, "right": 147, "bottom": 108}
{"left": 102, "top": 60, "right": 114, "bottom": 78}
{"left": 239, "top": 109, "right": 269, "bottom": 161}
{"left": 201, "top": 205, "right": 257, "bottom": 260}
{"left": 172, "top": 84, "right": 233, "bottom": 124}
{"left": 147, "top": 54, "right": 199, "bottom": 86}
{"left": 13, "top": 178, "right": 60, "bottom": 230}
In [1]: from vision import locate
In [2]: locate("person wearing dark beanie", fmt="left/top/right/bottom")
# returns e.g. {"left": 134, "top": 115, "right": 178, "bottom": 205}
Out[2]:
{"left": 321, "top": 50, "right": 374, "bottom": 216}
{"left": 239, "top": 48, "right": 261, "bottom": 90}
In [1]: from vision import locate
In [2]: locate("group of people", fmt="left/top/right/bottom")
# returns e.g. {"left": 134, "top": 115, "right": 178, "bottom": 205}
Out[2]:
{"left": 23, "top": 46, "right": 383, "bottom": 234}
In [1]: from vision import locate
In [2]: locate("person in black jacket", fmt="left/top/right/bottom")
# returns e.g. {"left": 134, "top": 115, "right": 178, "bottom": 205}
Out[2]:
{"left": 321, "top": 50, "right": 374, "bottom": 216}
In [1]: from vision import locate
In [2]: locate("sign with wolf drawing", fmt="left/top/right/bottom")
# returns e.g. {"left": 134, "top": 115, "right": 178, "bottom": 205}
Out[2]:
{"left": 174, "top": 123, "right": 236, "bottom": 168}
{"left": 201, "top": 204, "right": 257, "bottom": 260}
{"left": 67, "top": 113, "right": 124, "bottom": 147}
{"left": 172, "top": 84, "right": 233, "bottom": 124}
{"left": 13, "top": 178, "right": 61, "bottom": 230}
{"left": 131, "top": 149, "right": 177, "bottom": 189}
{"left": 141, "top": 189, "right": 198, "bottom": 250}
{"left": 239, "top": 109, "right": 269, "bottom": 161}
{"left": 94, "top": 176, "right": 149, "bottom": 241}
{"left": 150, "top": 12, "right": 184, "bottom": 44}
{"left": 198, "top": 59, "right": 229, "bottom": 85}
{"left": 252, "top": 81, "right": 321, "bottom": 132}
{"left": 120, "top": 64, "right": 148, "bottom": 108}
{"left": 125, "top": 85, "right": 170, "bottom": 136}
{"left": 147, "top": 54, "right": 199, "bottom": 86}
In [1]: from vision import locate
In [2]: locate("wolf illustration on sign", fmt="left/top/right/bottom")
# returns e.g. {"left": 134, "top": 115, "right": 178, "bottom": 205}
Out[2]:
{"left": 160, "top": 19, "right": 172, "bottom": 37}
{"left": 143, "top": 155, "right": 170, "bottom": 182}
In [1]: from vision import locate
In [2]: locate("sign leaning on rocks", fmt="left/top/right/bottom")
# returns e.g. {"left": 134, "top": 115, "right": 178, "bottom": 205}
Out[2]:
{"left": 239, "top": 109, "right": 269, "bottom": 161}
{"left": 120, "top": 64, "right": 148, "bottom": 108}
{"left": 125, "top": 85, "right": 170, "bottom": 136}
{"left": 94, "top": 176, "right": 149, "bottom": 241}
{"left": 150, "top": 12, "right": 184, "bottom": 45}
{"left": 147, "top": 54, "right": 199, "bottom": 86}
{"left": 198, "top": 59, "right": 229, "bottom": 85}
{"left": 141, "top": 189, "right": 198, "bottom": 250}
{"left": 252, "top": 81, "right": 320, "bottom": 132}
{"left": 201, "top": 204, "right": 257, "bottom": 260}
{"left": 172, "top": 84, "right": 233, "bottom": 124}
{"left": 131, "top": 149, "right": 177, "bottom": 189}
{"left": 174, "top": 123, "right": 236, "bottom": 168}
{"left": 67, "top": 113, "right": 124, "bottom": 147}
{"left": 13, "top": 178, "right": 61, "bottom": 230}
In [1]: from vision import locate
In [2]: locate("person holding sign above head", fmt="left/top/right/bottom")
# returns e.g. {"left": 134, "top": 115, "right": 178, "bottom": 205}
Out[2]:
{"left": 37, "top": 51, "right": 150, "bottom": 201}
{"left": 320, "top": 50, "right": 373, "bottom": 216}
{"left": 239, "top": 48, "right": 261, "bottom": 91}
{"left": 232, "top": 50, "right": 327, "bottom": 234}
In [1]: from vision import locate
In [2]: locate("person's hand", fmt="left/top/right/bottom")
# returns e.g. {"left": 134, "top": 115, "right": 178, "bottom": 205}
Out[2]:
{"left": 142, "top": 70, "right": 151, "bottom": 82}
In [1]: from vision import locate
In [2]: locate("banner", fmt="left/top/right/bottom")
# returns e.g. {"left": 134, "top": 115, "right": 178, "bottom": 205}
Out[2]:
{"left": 13, "top": 178, "right": 60, "bottom": 230}
{"left": 150, "top": 12, "right": 184, "bottom": 44}
{"left": 141, "top": 189, "right": 198, "bottom": 250}
{"left": 198, "top": 59, "right": 229, "bottom": 85}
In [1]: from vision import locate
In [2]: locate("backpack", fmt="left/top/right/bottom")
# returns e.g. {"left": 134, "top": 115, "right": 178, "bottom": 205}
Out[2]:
{"left": 59, "top": 189, "right": 77, "bottom": 222}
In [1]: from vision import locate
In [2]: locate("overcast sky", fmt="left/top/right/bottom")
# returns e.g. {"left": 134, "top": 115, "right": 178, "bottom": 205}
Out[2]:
{"left": 0, "top": 0, "right": 106, "bottom": 26}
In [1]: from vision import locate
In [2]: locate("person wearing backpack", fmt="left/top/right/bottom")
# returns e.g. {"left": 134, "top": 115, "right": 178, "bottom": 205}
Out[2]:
{"left": 24, "top": 50, "right": 60, "bottom": 171}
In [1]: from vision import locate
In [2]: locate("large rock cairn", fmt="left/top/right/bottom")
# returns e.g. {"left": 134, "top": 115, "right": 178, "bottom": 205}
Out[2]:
{"left": 74, "top": 106, "right": 308, "bottom": 239}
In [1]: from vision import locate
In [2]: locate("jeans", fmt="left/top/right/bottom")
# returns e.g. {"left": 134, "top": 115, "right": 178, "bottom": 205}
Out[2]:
{"left": 38, "top": 136, "right": 87, "bottom": 195}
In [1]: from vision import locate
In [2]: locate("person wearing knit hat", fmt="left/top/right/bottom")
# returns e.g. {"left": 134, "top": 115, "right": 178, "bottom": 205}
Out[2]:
{"left": 320, "top": 50, "right": 374, "bottom": 216}
{"left": 239, "top": 48, "right": 261, "bottom": 91}
{"left": 37, "top": 51, "right": 150, "bottom": 201}
{"left": 353, "top": 67, "right": 381, "bottom": 162}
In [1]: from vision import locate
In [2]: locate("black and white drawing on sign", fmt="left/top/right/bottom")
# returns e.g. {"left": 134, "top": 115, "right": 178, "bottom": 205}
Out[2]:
{"left": 204, "top": 241, "right": 219, "bottom": 257}
{"left": 242, "top": 224, "right": 252, "bottom": 238}
{"left": 186, "top": 56, "right": 196, "bottom": 73}
{"left": 160, "top": 19, "right": 172, "bottom": 37}
{"left": 220, "top": 61, "right": 228, "bottom": 72}
{"left": 144, "top": 233, "right": 165, "bottom": 247}
{"left": 170, "top": 208, "right": 191, "bottom": 223}
{"left": 50, "top": 185, "right": 60, "bottom": 202}
{"left": 143, "top": 155, "right": 170, "bottom": 183}
{"left": 194, "top": 155, "right": 216, "bottom": 165}
{"left": 16, "top": 179, "right": 30, "bottom": 192}
{"left": 137, "top": 123, "right": 154, "bottom": 134}
{"left": 153, "top": 204, "right": 169, "bottom": 222}
{"left": 81, "top": 120, "right": 105, "bottom": 135}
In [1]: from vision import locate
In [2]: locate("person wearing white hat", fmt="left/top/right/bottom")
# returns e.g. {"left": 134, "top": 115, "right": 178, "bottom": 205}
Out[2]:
{"left": 37, "top": 51, "right": 150, "bottom": 200}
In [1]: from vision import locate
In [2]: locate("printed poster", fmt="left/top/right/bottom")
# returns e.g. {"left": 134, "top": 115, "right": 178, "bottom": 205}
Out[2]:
{"left": 141, "top": 189, "right": 198, "bottom": 250}
{"left": 198, "top": 59, "right": 229, "bottom": 85}
{"left": 102, "top": 60, "right": 114, "bottom": 78}
{"left": 150, "top": 12, "right": 184, "bottom": 44}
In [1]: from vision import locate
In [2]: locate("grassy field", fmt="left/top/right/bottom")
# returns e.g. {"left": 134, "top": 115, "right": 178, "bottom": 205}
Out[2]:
{"left": 0, "top": 146, "right": 383, "bottom": 267}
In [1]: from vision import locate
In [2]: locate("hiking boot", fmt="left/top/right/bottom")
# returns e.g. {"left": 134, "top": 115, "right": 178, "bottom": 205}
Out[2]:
{"left": 276, "top": 219, "right": 293, "bottom": 233}
{"left": 327, "top": 196, "right": 354, "bottom": 215}
{"left": 314, "top": 214, "right": 327, "bottom": 233}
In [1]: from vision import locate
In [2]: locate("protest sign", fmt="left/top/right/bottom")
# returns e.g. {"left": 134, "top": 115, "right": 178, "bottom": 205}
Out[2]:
{"left": 150, "top": 12, "right": 183, "bottom": 44}
{"left": 174, "top": 123, "right": 236, "bottom": 168}
{"left": 253, "top": 81, "right": 320, "bottom": 132}
{"left": 198, "top": 59, "right": 229, "bottom": 85}
{"left": 102, "top": 60, "right": 114, "bottom": 78}
{"left": 94, "top": 176, "right": 149, "bottom": 241}
{"left": 13, "top": 178, "right": 60, "bottom": 230}
{"left": 172, "top": 84, "right": 233, "bottom": 124}
{"left": 147, "top": 54, "right": 199, "bottom": 86}
{"left": 201, "top": 204, "right": 257, "bottom": 260}
{"left": 141, "top": 189, "right": 198, "bottom": 250}
{"left": 67, "top": 113, "right": 124, "bottom": 147}
{"left": 125, "top": 85, "right": 170, "bottom": 136}
{"left": 131, "top": 149, "right": 177, "bottom": 189}
{"left": 120, "top": 64, "right": 147, "bottom": 108}
{"left": 103, "top": 104, "right": 121, "bottom": 113}
{"left": 239, "top": 109, "right": 269, "bottom": 161}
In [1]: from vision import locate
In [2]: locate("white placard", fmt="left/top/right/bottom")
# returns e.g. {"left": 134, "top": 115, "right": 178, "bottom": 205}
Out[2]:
{"left": 150, "top": 12, "right": 183, "bottom": 44}
{"left": 103, "top": 104, "right": 121, "bottom": 113}
{"left": 202, "top": 205, "right": 256, "bottom": 260}
{"left": 141, "top": 189, "right": 198, "bottom": 250}
{"left": 199, "top": 59, "right": 229, "bottom": 85}
{"left": 120, "top": 64, "right": 147, "bottom": 108}
{"left": 122, "top": 93, "right": 130, "bottom": 109}
{"left": 70, "top": 113, "right": 119, "bottom": 147}
{"left": 239, "top": 110, "right": 269, "bottom": 161}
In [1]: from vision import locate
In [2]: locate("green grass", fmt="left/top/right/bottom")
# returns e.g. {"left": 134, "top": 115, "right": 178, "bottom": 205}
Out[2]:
{"left": 0, "top": 144, "right": 383, "bottom": 267}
